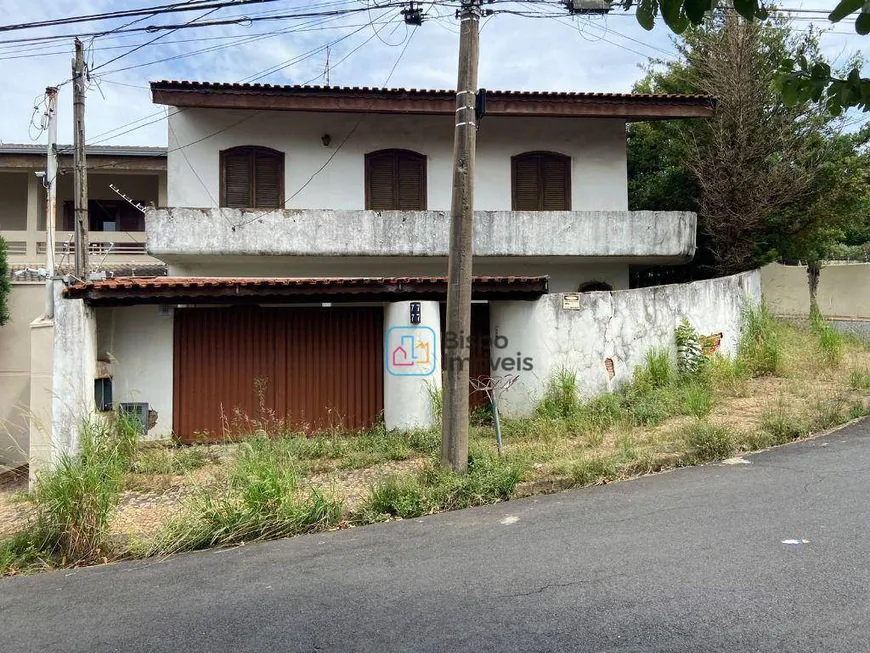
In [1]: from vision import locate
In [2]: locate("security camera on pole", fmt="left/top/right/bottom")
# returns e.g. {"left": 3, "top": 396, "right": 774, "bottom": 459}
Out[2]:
{"left": 442, "top": 0, "right": 482, "bottom": 473}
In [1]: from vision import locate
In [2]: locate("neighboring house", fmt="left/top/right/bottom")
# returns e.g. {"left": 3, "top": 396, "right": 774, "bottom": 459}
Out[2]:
{"left": 32, "top": 82, "right": 719, "bottom": 473}
{"left": 0, "top": 146, "right": 166, "bottom": 471}
{"left": 0, "top": 144, "right": 167, "bottom": 269}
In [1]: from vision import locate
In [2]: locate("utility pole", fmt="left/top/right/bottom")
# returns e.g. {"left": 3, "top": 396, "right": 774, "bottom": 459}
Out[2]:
{"left": 44, "top": 86, "right": 58, "bottom": 319}
{"left": 441, "top": 0, "right": 481, "bottom": 473}
{"left": 72, "top": 38, "right": 88, "bottom": 279}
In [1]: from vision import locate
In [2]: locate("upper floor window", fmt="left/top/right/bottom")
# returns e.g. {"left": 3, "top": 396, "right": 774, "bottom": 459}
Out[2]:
{"left": 220, "top": 146, "right": 284, "bottom": 209}
{"left": 365, "top": 149, "right": 427, "bottom": 210}
{"left": 511, "top": 151, "right": 571, "bottom": 211}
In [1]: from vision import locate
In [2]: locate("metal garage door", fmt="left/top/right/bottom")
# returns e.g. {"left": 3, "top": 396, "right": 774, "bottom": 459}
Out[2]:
{"left": 173, "top": 306, "right": 384, "bottom": 442}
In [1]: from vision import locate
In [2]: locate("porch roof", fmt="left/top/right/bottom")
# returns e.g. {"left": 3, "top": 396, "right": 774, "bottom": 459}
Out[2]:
{"left": 63, "top": 275, "right": 549, "bottom": 306}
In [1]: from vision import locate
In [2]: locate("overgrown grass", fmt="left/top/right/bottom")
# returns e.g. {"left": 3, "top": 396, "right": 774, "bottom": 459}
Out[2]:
{"left": 144, "top": 436, "right": 343, "bottom": 555}
{"left": 132, "top": 446, "right": 214, "bottom": 475}
{"left": 358, "top": 454, "right": 526, "bottom": 522}
{"left": 0, "top": 416, "right": 140, "bottom": 574}
{"left": 681, "top": 421, "right": 736, "bottom": 463}
{"left": 811, "top": 313, "right": 844, "bottom": 367}
{"left": 738, "top": 304, "right": 782, "bottom": 376}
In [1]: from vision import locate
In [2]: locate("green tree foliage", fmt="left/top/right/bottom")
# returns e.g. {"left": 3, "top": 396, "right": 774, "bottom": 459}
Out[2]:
{"left": 617, "top": 0, "right": 870, "bottom": 114}
{"left": 0, "top": 237, "right": 10, "bottom": 326}
{"left": 627, "top": 14, "right": 870, "bottom": 275}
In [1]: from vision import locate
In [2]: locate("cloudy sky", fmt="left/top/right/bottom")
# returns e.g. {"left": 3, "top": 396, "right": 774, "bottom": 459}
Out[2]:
{"left": 0, "top": 0, "right": 865, "bottom": 146}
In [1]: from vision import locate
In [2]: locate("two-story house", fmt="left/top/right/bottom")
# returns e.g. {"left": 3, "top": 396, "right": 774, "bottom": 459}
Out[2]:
{"left": 51, "top": 82, "right": 713, "bottom": 456}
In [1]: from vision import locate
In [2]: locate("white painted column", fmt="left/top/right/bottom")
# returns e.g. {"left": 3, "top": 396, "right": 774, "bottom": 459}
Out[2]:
{"left": 50, "top": 281, "right": 97, "bottom": 458}
{"left": 383, "top": 300, "right": 441, "bottom": 431}
{"left": 25, "top": 172, "right": 38, "bottom": 259}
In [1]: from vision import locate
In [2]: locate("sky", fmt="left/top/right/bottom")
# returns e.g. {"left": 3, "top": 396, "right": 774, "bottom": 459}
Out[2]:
{"left": 0, "top": 0, "right": 866, "bottom": 147}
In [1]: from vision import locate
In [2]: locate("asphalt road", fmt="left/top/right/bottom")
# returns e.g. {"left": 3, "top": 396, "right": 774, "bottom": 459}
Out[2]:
{"left": 3, "top": 422, "right": 870, "bottom": 653}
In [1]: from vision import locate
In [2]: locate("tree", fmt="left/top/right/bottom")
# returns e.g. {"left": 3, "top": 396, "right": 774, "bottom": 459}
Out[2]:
{"left": 619, "top": 0, "right": 870, "bottom": 115}
{"left": 628, "top": 14, "right": 870, "bottom": 280}
{"left": 0, "top": 237, "right": 11, "bottom": 326}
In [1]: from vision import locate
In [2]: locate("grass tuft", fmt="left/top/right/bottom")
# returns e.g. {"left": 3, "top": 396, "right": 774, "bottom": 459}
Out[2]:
{"left": 681, "top": 421, "right": 735, "bottom": 463}
{"left": 738, "top": 303, "right": 782, "bottom": 376}
{"left": 811, "top": 314, "right": 844, "bottom": 368}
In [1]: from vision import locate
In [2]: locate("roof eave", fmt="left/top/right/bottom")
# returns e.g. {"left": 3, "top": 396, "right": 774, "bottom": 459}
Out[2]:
{"left": 150, "top": 85, "right": 715, "bottom": 121}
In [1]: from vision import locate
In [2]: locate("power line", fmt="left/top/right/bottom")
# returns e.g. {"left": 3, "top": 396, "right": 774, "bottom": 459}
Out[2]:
{"left": 80, "top": 11, "right": 405, "bottom": 165}
{"left": 0, "top": 1, "right": 421, "bottom": 45}
{"left": 91, "top": 4, "right": 226, "bottom": 73}
{"left": 0, "top": 0, "right": 282, "bottom": 34}
{"left": 231, "top": 19, "right": 419, "bottom": 229}
{"left": 82, "top": 14, "right": 390, "bottom": 148}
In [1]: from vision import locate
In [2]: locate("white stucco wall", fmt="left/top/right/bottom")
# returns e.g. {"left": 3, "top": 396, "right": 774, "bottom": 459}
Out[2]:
{"left": 51, "top": 284, "right": 97, "bottom": 458}
{"left": 167, "top": 110, "right": 628, "bottom": 212}
{"left": 0, "top": 284, "right": 42, "bottom": 468}
{"left": 490, "top": 270, "right": 762, "bottom": 416}
{"left": 97, "top": 305, "right": 174, "bottom": 440}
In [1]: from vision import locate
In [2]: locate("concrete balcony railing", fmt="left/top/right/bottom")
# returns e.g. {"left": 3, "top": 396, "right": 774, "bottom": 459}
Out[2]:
{"left": 146, "top": 208, "right": 697, "bottom": 263}
{"left": 2, "top": 230, "right": 153, "bottom": 264}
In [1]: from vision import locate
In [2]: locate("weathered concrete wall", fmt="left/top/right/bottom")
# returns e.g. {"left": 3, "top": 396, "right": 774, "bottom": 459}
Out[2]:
{"left": 491, "top": 270, "right": 762, "bottom": 416}
{"left": 51, "top": 284, "right": 97, "bottom": 458}
{"left": 147, "top": 208, "right": 696, "bottom": 264}
{"left": 762, "top": 262, "right": 870, "bottom": 319}
{"left": 168, "top": 111, "right": 629, "bottom": 212}
{"left": 0, "top": 284, "right": 41, "bottom": 468}
{"left": 96, "top": 305, "right": 174, "bottom": 440}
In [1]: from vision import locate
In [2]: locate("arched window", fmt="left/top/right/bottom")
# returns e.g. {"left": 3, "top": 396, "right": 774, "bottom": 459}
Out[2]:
{"left": 365, "top": 149, "right": 427, "bottom": 210}
{"left": 578, "top": 281, "right": 613, "bottom": 292}
{"left": 219, "top": 146, "right": 284, "bottom": 209}
{"left": 511, "top": 151, "right": 571, "bottom": 211}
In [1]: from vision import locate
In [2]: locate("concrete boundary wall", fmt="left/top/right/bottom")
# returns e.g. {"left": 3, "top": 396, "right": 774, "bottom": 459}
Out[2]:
{"left": 761, "top": 262, "right": 870, "bottom": 319}
{"left": 491, "top": 270, "right": 762, "bottom": 417}
{"left": 0, "top": 284, "right": 41, "bottom": 469}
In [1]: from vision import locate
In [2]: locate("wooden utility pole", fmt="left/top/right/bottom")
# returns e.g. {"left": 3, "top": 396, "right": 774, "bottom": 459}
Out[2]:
{"left": 72, "top": 38, "right": 88, "bottom": 278}
{"left": 441, "top": 0, "right": 481, "bottom": 473}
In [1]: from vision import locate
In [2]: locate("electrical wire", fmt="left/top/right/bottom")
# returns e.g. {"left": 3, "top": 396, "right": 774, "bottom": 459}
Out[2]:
{"left": 231, "top": 19, "right": 419, "bottom": 229}
{"left": 0, "top": 0, "right": 282, "bottom": 34}
{"left": 81, "top": 15, "right": 388, "bottom": 148}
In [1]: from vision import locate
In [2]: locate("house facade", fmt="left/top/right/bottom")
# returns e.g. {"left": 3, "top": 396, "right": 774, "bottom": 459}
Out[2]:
{"left": 0, "top": 147, "right": 166, "bottom": 472}
{"left": 33, "top": 82, "right": 718, "bottom": 470}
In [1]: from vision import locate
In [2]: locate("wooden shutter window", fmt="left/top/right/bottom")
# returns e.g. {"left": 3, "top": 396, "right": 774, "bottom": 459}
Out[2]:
{"left": 220, "top": 146, "right": 284, "bottom": 209}
{"left": 365, "top": 150, "right": 427, "bottom": 210}
{"left": 511, "top": 152, "right": 571, "bottom": 211}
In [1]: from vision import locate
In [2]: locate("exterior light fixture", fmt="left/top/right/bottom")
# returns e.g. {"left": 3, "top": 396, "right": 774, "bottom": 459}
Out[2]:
{"left": 321, "top": 134, "right": 331, "bottom": 147}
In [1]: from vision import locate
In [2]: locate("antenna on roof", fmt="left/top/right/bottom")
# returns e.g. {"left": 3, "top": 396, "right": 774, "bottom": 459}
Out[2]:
{"left": 324, "top": 45, "right": 330, "bottom": 86}
{"left": 109, "top": 183, "right": 146, "bottom": 214}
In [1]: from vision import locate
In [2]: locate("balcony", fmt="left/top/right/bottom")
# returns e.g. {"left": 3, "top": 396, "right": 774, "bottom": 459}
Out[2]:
{"left": 146, "top": 208, "right": 697, "bottom": 264}
{"left": 2, "top": 230, "right": 156, "bottom": 266}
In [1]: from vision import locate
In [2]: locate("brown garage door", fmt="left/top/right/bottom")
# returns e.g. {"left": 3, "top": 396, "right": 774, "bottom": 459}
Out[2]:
{"left": 173, "top": 306, "right": 384, "bottom": 442}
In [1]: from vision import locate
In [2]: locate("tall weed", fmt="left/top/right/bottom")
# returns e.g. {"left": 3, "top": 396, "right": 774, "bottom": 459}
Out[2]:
{"left": 738, "top": 304, "right": 781, "bottom": 376}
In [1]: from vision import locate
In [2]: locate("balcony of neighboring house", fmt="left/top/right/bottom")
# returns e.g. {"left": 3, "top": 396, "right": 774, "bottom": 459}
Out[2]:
{"left": 0, "top": 145, "right": 167, "bottom": 273}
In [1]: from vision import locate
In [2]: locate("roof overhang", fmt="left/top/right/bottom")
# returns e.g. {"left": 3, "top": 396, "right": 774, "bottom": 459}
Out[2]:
{"left": 150, "top": 82, "right": 716, "bottom": 121}
{"left": 64, "top": 276, "right": 549, "bottom": 306}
